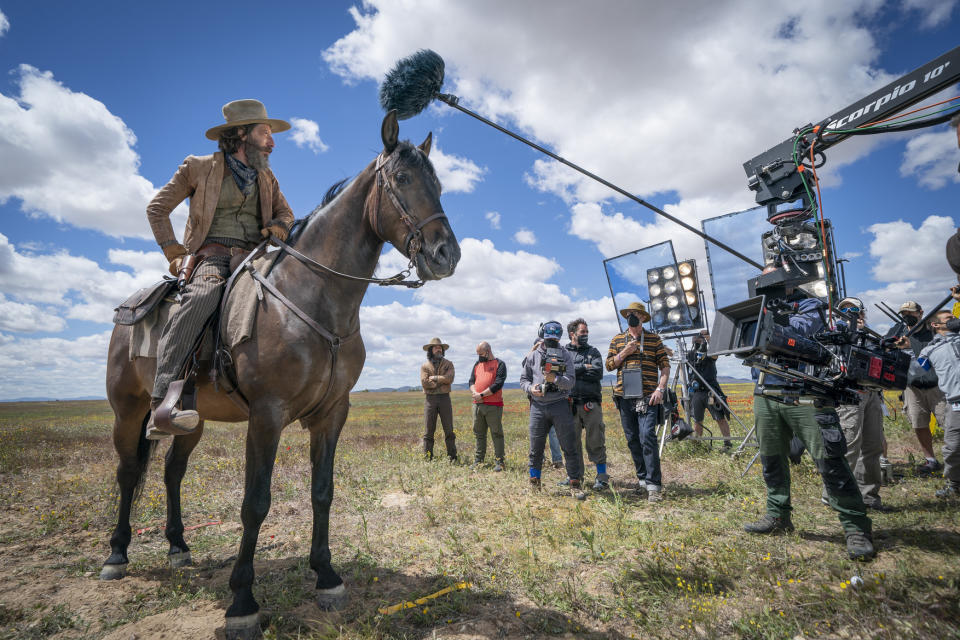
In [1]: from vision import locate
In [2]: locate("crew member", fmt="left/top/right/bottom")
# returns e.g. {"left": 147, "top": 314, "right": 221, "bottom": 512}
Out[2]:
{"left": 685, "top": 330, "right": 732, "bottom": 451}
{"left": 605, "top": 302, "right": 670, "bottom": 503}
{"left": 744, "top": 284, "right": 874, "bottom": 561}
{"left": 833, "top": 298, "right": 887, "bottom": 511}
{"left": 520, "top": 321, "right": 586, "bottom": 499}
{"left": 892, "top": 301, "right": 947, "bottom": 473}
{"left": 919, "top": 310, "right": 960, "bottom": 498}
{"left": 146, "top": 100, "right": 294, "bottom": 439}
{"left": 469, "top": 342, "right": 507, "bottom": 471}
{"left": 565, "top": 318, "right": 609, "bottom": 490}
{"left": 420, "top": 337, "right": 457, "bottom": 461}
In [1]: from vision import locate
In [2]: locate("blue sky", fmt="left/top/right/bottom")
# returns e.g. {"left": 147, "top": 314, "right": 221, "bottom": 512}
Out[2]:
{"left": 0, "top": 1, "right": 958, "bottom": 399}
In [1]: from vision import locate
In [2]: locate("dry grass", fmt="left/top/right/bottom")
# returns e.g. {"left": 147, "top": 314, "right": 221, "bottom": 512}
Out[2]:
{"left": 0, "top": 387, "right": 958, "bottom": 639}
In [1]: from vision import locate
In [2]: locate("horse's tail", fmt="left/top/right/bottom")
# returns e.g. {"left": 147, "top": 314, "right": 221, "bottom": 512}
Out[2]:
{"left": 131, "top": 410, "right": 158, "bottom": 504}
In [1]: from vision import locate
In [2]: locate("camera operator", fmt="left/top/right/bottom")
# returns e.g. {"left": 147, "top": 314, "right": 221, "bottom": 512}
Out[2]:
{"left": 890, "top": 301, "right": 947, "bottom": 474}
{"left": 745, "top": 279, "right": 874, "bottom": 561}
{"left": 831, "top": 298, "right": 887, "bottom": 511}
{"left": 565, "top": 318, "right": 609, "bottom": 490}
{"left": 919, "top": 310, "right": 960, "bottom": 498}
{"left": 520, "top": 321, "right": 586, "bottom": 500}
{"left": 605, "top": 302, "right": 670, "bottom": 503}
{"left": 685, "top": 329, "right": 732, "bottom": 451}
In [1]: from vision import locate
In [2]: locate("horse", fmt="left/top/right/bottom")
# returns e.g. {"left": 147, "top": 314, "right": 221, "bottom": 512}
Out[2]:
{"left": 101, "top": 110, "right": 460, "bottom": 638}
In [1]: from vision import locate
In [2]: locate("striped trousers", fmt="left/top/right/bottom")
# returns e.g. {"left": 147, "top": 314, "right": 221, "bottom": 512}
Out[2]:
{"left": 152, "top": 258, "right": 230, "bottom": 402}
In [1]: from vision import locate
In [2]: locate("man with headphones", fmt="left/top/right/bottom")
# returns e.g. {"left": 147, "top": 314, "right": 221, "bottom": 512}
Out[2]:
{"left": 520, "top": 321, "right": 586, "bottom": 499}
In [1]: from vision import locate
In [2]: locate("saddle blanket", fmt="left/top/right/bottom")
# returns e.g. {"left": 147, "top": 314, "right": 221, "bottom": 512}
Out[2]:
{"left": 129, "top": 250, "right": 281, "bottom": 360}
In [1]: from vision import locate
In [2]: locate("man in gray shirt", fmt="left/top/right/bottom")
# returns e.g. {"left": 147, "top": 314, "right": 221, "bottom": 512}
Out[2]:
{"left": 919, "top": 309, "right": 960, "bottom": 498}
{"left": 520, "top": 320, "right": 585, "bottom": 499}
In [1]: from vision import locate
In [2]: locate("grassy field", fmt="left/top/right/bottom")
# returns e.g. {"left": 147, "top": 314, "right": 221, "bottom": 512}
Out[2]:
{"left": 0, "top": 385, "right": 958, "bottom": 639}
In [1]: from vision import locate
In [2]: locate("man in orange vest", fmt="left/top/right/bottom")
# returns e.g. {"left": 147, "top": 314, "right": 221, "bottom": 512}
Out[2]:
{"left": 469, "top": 341, "right": 507, "bottom": 471}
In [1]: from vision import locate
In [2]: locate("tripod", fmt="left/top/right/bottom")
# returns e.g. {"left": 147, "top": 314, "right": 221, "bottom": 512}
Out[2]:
{"left": 657, "top": 336, "right": 758, "bottom": 469}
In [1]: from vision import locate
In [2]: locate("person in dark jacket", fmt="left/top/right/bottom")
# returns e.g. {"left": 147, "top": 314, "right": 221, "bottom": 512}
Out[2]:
{"left": 685, "top": 330, "right": 732, "bottom": 450}
{"left": 565, "top": 318, "right": 609, "bottom": 489}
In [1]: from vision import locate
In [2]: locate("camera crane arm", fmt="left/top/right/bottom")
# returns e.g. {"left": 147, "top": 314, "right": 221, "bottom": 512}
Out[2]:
{"left": 744, "top": 45, "right": 960, "bottom": 213}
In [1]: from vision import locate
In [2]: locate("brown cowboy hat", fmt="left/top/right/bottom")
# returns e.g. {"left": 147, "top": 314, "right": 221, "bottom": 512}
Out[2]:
{"left": 422, "top": 337, "right": 450, "bottom": 351}
{"left": 619, "top": 301, "right": 651, "bottom": 322}
{"left": 205, "top": 99, "right": 291, "bottom": 140}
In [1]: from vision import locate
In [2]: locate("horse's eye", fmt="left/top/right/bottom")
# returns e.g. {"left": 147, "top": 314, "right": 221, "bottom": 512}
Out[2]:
{"left": 395, "top": 173, "right": 409, "bottom": 185}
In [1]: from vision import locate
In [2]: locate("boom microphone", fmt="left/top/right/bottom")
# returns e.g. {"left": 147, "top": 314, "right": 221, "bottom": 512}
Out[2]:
{"left": 379, "top": 49, "right": 762, "bottom": 270}
{"left": 379, "top": 49, "right": 446, "bottom": 120}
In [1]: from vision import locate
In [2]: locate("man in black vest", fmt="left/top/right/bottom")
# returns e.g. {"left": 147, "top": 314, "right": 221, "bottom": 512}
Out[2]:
{"left": 685, "top": 330, "right": 732, "bottom": 451}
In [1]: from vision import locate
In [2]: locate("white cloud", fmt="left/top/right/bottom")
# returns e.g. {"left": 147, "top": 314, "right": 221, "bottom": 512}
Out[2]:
{"left": 902, "top": 0, "right": 958, "bottom": 27}
{"left": 0, "top": 294, "right": 65, "bottom": 333}
{"left": 899, "top": 128, "right": 960, "bottom": 189}
{"left": 0, "top": 10, "right": 9, "bottom": 37}
{"left": 0, "top": 233, "right": 165, "bottom": 324}
{"left": 0, "top": 331, "right": 112, "bottom": 399}
{"left": 866, "top": 215, "right": 955, "bottom": 281}
{"left": 289, "top": 116, "right": 329, "bottom": 153}
{"left": 430, "top": 144, "right": 486, "bottom": 193}
{"left": 485, "top": 211, "right": 501, "bottom": 229}
{"left": 0, "top": 65, "right": 184, "bottom": 238}
{"left": 838, "top": 215, "right": 959, "bottom": 334}
{"left": 324, "top": 0, "right": 908, "bottom": 211}
{"left": 513, "top": 228, "right": 536, "bottom": 245}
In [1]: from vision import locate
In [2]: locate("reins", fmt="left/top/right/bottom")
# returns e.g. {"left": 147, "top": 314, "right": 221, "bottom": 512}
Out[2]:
{"left": 213, "top": 147, "right": 446, "bottom": 412}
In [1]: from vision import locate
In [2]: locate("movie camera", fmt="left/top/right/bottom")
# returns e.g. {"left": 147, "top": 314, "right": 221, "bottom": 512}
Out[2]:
{"left": 540, "top": 347, "right": 567, "bottom": 394}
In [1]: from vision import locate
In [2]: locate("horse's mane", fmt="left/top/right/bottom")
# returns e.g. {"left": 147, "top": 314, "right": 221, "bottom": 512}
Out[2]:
{"left": 291, "top": 141, "right": 434, "bottom": 245}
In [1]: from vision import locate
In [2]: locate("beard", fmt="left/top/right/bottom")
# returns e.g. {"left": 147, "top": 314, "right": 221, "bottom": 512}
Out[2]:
{"left": 428, "top": 351, "right": 443, "bottom": 364}
{"left": 244, "top": 140, "right": 271, "bottom": 171}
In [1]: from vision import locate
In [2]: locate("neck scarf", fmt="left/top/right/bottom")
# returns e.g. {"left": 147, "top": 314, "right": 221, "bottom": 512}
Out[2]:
{"left": 226, "top": 152, "right": 258, "bottom": 196}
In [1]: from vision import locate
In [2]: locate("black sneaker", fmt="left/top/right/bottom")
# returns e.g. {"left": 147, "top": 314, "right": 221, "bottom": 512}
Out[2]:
{"left": 864, "top": 500, "right": 893, "bottom": 512}
{"left": 744, "top": 515, "right": 794, "bottom": 534}
{"left": 569, "top": 479, "right": 587, "bottom": 501}
{"left": 592, "top": 478, "right": 609, "bottom": 491}
{"left": 493, "top": 459, "right": 504, "bottom": 472}
{"left": 529, "top": 477, "right": 541, "bottom": 493}
{"left": 552, "top": 460, "right": 564, "bottom": 470}
{"left": 846, "top": 532, "right": 875, "bottom": 561}
{"left": 917, "top": 459, "right": 943, "bottom": 475}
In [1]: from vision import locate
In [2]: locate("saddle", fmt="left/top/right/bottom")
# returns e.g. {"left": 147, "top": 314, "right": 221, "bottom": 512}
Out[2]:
{"left": 112, "top": 244, "right": 285, "bottom": 418}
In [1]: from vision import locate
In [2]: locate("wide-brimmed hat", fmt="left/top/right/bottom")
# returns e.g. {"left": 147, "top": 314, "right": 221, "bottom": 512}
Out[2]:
{"left": 422, "top": 337, "right": 449, "bottom": 351}
{"left": 205, "top": 99, "right": 291, "bottom": 140}
{"left": 619, "top": 301, "right": 651, "bottom": 322}
{"left": 900, "top": 301, "right": 921, "bottom": 313}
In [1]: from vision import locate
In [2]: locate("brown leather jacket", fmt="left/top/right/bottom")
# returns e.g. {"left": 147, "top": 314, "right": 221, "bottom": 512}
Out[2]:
{"left": 421, "top": 358, "right": 455, "bottom": 395}
{"left": 146, "top": 152, "right": 295, "bottom": 253}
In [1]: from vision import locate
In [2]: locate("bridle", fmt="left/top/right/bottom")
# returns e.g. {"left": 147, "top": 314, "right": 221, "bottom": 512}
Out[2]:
{"left": 265, "top": 148, "right": 447, "bottom": 289}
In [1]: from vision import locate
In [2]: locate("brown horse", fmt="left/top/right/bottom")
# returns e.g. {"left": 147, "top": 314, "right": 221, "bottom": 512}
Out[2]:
{"left": 101, "top": 111, "right": 459, "bottom": 638}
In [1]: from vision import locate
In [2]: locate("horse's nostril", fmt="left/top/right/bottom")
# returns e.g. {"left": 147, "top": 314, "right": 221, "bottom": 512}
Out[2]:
{"left": 435, "top": 244, "right": 449, "bottom": 266}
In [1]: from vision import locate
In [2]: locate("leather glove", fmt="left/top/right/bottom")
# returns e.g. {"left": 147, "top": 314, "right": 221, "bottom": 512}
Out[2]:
{"left": 162, "top": 243, "right": 187, "bottom": 277}
{"left": 261, "top": 221, "right": 290, "bottom": 243}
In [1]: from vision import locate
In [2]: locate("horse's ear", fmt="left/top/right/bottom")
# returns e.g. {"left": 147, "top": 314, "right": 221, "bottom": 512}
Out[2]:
{"left": 381, "top": 110, "right": 399, "bottom": 154}
{"left": 418, "top": 132, "right": 432, "bottom": 157}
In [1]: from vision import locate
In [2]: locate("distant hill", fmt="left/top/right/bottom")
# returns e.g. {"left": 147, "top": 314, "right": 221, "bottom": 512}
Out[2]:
{"left": 1, "top": 396, "right": 106, "bottom": 402}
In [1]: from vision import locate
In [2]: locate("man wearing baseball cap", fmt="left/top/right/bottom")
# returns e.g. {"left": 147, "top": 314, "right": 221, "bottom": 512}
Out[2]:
{"left": 145, "top": 99, "right": 294, "bottom": 439}
{"left": 894, "top": 301, "right": 947, "bottom": 473}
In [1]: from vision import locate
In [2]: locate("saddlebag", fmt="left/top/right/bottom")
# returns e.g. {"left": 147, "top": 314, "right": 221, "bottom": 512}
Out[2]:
{"left": 113, "top": 277, "right": 177, "bottom": 325}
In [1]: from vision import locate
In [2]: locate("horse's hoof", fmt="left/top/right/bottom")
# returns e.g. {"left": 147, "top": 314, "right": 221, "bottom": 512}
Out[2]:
{"left": 224, "top": 613, "right": 261, "bottom": 640}
{"left": 169, "top": 550, "right": 192, "bottom": 568}
{"left": 316, "top": 583, "right": 347, "bottom": 611}
{"left": 99, "top": 563, "right": 128, "bottom": 580}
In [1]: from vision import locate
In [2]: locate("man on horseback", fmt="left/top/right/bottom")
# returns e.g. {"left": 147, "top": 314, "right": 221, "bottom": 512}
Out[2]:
{"left": 144, "top": 99, "right": 295, "bottom": 439}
